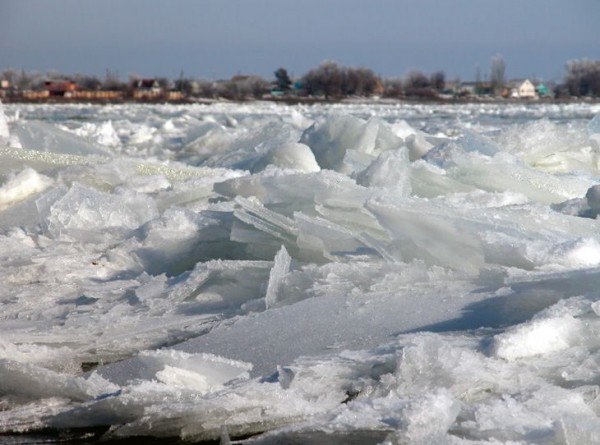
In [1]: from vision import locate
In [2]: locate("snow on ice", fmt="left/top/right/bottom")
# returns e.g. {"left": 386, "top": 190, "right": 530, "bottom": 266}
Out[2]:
{"left": 1, "top": 101, "right": 600, "bottom": 443}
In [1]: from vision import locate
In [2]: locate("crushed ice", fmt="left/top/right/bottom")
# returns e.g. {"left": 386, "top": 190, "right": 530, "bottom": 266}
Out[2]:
{"left": 0, "top": 101, "right": 599, "bottom": 442}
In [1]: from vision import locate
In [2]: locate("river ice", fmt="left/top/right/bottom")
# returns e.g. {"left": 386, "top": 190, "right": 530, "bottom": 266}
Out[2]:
{"left": 1, "top": 100, "right": 600, "bottom": 443}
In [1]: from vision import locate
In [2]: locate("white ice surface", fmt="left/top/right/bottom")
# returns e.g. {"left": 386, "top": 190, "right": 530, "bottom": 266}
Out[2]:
{"left": 1, "top": 102, "right": 600, "bottom": 443}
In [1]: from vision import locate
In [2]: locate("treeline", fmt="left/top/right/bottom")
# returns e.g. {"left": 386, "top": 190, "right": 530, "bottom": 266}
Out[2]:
{"left": 562, "top": 60, "right": 600, "bottom": 97}
{"left": 0, "top": 62, "right": 449, "bottom": 101}
{"left": 2, "top": 58, "right": 600, "bottom": 102}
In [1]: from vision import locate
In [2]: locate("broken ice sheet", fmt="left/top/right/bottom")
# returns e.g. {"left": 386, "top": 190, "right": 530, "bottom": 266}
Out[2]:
{"left": 3, "top": 102, "right": 600, "bottom": 443}
{"left": 46, "top": 182, "right": 158, "bottom": 243}
{"left": 300, "top": 113, "right": 405, "bottom": 174}
{"left": 10, "top": 119, "right": 114, "bottom": 157}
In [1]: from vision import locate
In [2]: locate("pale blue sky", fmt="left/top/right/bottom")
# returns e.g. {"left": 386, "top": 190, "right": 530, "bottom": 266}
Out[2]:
{"left": 1, "top": 0, "right": 599, "bottom": 82}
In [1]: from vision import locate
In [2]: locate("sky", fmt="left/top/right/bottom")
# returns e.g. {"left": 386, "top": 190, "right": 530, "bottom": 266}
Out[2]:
{"left": 1, "top": 0, "right": 599, "bottom": 83}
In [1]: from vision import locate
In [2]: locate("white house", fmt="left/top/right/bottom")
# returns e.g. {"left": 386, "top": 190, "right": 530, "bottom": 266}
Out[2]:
{"left": 511, "top": 79, "right": 538, "bottom": 99}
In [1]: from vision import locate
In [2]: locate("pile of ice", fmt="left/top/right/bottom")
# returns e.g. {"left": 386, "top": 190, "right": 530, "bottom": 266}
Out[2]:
{"left": 1, "top": 101, "right": 600, "bottom": 443}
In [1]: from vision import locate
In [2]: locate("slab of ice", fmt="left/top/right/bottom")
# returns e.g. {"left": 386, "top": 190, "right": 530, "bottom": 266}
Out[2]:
{"left": 0, "top": 101, "right": 9, "bottom": 143}
{"left": 366, "top": 197, "right": 485, "bottom": 271}
{"left": 0, "top": 168, "right": 53, "bottom": 211}
{"left": 390, "top": 120, "right": 434, "bottom": 161}
{"left": 447, "top": 151, "right": 593, "bottom": 204}
{"left": 587, "top": 112, "right": 600, "bottom": 149}
{"left": 355, "top": 147, "right": 411, "bottom": 194}
{"left": 499, "top": 119, "right": 598, "bottom": 174}
{"left": 46, "top": 182, "right": 158, "bottom": 242}
{"left": 300, "top": 114, "right": 404, "bottom": 173}
{"left": 263, "top": 142, "right": 320, "bottom": 172}
{"left": 10, "top": 120, "right": 113, "bottom": 157}
{"left": 198, "top": 121, "right": 301, "bottom": 172}
{"left": 68, "top": 120, "right": 121, "bottom": 148}
{"left": 180, "top": 121, "right": 234, "bottom": 165}
{"left": 215, "top": 169, "right": 370, "bottom": 219}
{"left": 265, "top": 245, "right": 292, "bottom": 309}
{"left": 123, "top": 350, "right": 252, "bottom": 391}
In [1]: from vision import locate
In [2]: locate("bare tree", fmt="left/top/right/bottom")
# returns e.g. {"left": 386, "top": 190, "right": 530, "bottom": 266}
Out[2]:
{"left": 241, "top": 76, "right": 270, "bottom": 98}
{"left": 174, "top": 78, "right": 194, "bottom": 96}
{"left": 12, "top": 70, "right": 45, "bottom": 90}
{"left": 156, "top": 77, "right": 170, "bottom": 91}
{"left": 403, "top": 70, "right": 433, "bottom": 97}
{"left": 490, "top": 54, "right": 506, "bottom": 94}
{"left": 343, "top": 67, "right": 380, "bottom": 96}
{"left": 195, "top": 79, "right": 217, "bottom": 98}
{"left": 430, "top": 70, "right": 446, "bottom": 92}
{"left": 104, "top": 70, "right": 125, "bottom": 91}
{"left": 16, "top": 69, "right": 34, "bottom": 90}
{"left": 76, "top": 74, "right": 102, "bottom": 90}
{"left": 382, "top": 78, "right": 404, "bottom": 98}
{"left": 213, "top": 76, "right": 269, "bottom": 100}
{"left": 564, "top": 59, "right": 600, "bottom": 97}
{"left": 301, "top": 61, "right": 344, "bottom": 99}
{"left": 0, "top": 68, "right": 19, "bottom": 85}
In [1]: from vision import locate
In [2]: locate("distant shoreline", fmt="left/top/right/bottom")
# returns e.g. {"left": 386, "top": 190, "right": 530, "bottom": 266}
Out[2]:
{"left": 3, "top": 96, "right": 600, "bottom": 106}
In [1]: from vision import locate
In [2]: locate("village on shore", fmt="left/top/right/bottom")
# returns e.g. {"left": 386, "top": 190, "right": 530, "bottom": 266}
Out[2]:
{"left": 1, "top": 58, "right": 599, "bottom": 104}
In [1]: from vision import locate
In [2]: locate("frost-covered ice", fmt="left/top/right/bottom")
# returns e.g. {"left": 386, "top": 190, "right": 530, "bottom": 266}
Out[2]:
{"left": 1, "top": 101, "right": 600, "bottom": 443}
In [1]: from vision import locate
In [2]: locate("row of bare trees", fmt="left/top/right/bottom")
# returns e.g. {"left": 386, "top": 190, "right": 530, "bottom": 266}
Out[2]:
{"left": 300, "top": 62, "right": 382, "bottom": 98}
{"left": 3, "top": 58, "right": 600, "bottom": 101}
{"left": 1, "top": 62, "right": 445, "bottom": 101}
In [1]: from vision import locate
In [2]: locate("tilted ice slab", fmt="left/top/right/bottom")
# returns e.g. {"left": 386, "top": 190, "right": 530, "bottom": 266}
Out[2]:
{"left": 425, "top": 132, "right": 595, "bottom": 204}
{"left": 9, "top": 119, "right": 114, "bottom": 157}
{"left": 300, "top": 113, "right": 405, "bottom": 174}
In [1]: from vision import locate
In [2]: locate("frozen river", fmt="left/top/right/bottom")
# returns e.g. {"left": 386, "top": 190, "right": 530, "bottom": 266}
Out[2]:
{"left": 1, "top": 100, "right": 600, "bottom": 443}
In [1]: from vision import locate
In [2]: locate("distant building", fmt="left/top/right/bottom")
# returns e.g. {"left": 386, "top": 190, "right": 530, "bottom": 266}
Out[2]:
{"left": 459, "top": 81, "right": 493, "bottom": 96}
{"left": 44, "top": 80, "right": 79, "bottom": 97}
{"left": 132, "top": 79, "right": 163, "bottom": 100}
{"left": 459, "top": 82, "right": 478, "bottom": 96}
{"left": 511, "top": 79, "right": 537, "bottom": 99}
{"left": 442, "top": 81, "right": 460, "bottom": 95}
{"left": 164, "top": 91, "right": 184, "bottom": 101}
{"left": 21, "top": 90, "right": 50, "bottom": 100}
{"left": 0, "top": 80, "right": 9, "bottom": 99}
{"left": 536, "top": 83, "right": 551, "bottom": 97}
{"left": 71, "top": 90, "right": 124, "bottom": 101}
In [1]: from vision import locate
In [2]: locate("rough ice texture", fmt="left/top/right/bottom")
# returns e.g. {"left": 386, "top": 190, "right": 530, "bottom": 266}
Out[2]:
{"left": 1, "top": 102, "right": 600, "bottom": 443}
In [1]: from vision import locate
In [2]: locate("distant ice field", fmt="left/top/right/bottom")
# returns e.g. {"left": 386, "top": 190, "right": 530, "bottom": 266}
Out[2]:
{"left": 1, "top": 100, "right": 600, "bottom": 443}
